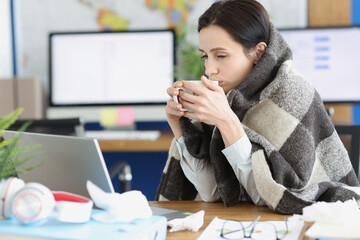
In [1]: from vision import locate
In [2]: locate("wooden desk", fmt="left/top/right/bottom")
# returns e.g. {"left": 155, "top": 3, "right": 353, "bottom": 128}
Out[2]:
{"left": 98, "top": 130, "right": 174, "bottom": 152}
{"left": 149, "top": 201, "right": 290, "bottom": 240}
{"left": 0, "top": 201, "right": 291, "bottom": 240}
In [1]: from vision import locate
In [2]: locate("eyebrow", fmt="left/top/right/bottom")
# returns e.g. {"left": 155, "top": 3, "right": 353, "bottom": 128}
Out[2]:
{"left": 199, "top": 47, "right": 228, "bottom": 53}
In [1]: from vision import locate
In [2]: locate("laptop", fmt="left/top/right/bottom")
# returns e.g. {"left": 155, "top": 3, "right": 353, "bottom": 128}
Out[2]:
{"left": 2, "top": 130, "right": 114, "bottom": 199}
{"left": 3, "top": 130, "right": 192, "bottom": 220}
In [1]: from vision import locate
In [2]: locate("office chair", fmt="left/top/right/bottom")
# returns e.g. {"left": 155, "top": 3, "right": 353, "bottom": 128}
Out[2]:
{"left": 8, "top": 118, "right": 85, "bottom": 137}
{"left": 335, "top": 125, "right": 360, "bottom": 181}
{"left": 108, "top": 161, "right": 132, "bottom": 193}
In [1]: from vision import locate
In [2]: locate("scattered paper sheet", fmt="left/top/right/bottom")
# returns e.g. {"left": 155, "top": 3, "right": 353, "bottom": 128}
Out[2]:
{"left": 197, "top": 217, "right": 303, "bottom": 240}
{"left": 306, "top": 223, "right": 360, "bottom": 239}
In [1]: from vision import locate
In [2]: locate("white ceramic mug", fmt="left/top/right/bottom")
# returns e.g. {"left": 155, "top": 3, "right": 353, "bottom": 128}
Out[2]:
{"left": 173, "top": 80, "right": 218, "bottom": 112}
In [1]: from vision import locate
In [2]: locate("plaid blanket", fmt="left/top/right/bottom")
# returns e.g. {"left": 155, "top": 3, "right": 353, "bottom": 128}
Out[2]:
{"left": 156, "top": 24, "right": 360, "bottom": 214}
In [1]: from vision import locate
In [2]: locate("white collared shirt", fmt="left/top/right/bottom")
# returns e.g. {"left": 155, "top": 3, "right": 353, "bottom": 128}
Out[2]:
{"left": 176, "top": 134, "right": 261, "bottom": 204}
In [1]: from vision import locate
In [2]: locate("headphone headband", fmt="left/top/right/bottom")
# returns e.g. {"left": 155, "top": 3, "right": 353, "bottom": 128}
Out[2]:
{"left": 52, "top": 191, "right": 93, "bottom": 223}
{"left": 0, "top": 177, "right": 93, "bottom": 224}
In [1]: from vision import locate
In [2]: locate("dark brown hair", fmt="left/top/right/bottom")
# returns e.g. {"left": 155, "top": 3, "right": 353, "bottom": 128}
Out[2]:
{"left": 198, "top": 0, "right": 270, "bottom": 50}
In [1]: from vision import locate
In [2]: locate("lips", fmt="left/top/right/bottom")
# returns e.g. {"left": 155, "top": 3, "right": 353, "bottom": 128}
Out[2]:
{"left": 210, "top": 79, "right": 223, "bottom": 85}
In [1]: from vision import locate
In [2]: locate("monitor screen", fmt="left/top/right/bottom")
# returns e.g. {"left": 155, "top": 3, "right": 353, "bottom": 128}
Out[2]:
{"left": 279, "top": 27, "right": 360, "bottom": 103}
{"left": 49, "top": 30, "right": 175, "bottom": 106}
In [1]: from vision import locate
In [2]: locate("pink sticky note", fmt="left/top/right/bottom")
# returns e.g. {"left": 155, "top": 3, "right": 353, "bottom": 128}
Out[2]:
{"left": 116, "top": 107, "right": 135, "bottom": 126}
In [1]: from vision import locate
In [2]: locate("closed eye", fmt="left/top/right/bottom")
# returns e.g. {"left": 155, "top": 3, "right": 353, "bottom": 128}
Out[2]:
{"left": 201, "top": 55, "right": 208, "bottom": 59}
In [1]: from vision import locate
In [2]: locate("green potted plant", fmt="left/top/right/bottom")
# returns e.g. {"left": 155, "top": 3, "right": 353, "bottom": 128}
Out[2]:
{"left": 0, "top": 108, "right": 44, "bottom": 179}
{"left": 175, "top": 28, "right": 204, "bottom": 81}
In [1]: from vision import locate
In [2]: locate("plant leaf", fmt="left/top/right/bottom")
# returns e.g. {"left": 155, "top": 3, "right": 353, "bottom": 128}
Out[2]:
{"left": 0, "top": 109, "right": 44, "bottom": 179}
{"left": 0, "top": 108, "right": 24, "bottom": 134}
{"left": 3, "top": 151, "right": 45, "bottom": 171}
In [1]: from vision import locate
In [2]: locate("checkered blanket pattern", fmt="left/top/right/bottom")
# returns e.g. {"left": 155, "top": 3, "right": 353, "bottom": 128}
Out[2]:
{"left": 156, "top": 24, "right": 360, "bottom": 214}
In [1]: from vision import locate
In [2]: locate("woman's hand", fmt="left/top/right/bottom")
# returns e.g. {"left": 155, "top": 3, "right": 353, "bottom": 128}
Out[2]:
{"left": 180, "top": 76, "right": 245, "bottom": 146}
{"left": 180, "top": 76, "right": 230, "bottom": 126}
{"left": 165, "top": 81, "right": 186, "bottom": 122}
{"left": 165, "top": 81, "right": 186, "bottom": 139}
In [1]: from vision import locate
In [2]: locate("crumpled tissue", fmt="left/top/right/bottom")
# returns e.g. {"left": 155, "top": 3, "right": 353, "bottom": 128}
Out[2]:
{"left": 290, "top": 198, "right": 360, "bottom": 239}
{"left": 167, "top": 210, "right": 205, "bottom": 232}
{"left": 86, "top": 180, "right": 152, "bottom": 223}
{"left": 290, "top": 198, "right": 360, "bottom": 225}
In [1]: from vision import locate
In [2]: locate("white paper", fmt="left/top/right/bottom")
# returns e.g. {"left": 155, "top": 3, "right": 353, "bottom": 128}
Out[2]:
{"left": 306, "top": 223, "right": 360, "bottom": 239}
{"left": 197, "top": 217, "right": 303, "bottom": 240}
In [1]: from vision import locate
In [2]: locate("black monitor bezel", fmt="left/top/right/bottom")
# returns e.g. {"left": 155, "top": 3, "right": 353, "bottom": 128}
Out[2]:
{"left": 48, "top": 29, "right": 176, "bottom": 107}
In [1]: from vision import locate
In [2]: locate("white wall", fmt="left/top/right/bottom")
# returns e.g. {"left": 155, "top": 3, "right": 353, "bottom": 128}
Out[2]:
{"left": 12, "top": 0, "right": 307, "bottom": 122}
{"left": 0, "top": 0, "right": 13, "bottom": 78}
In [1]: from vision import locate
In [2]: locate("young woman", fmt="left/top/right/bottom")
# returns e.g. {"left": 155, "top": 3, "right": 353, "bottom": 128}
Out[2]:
{"left": 156, "top": 0, "right": 360, "bottom": 214}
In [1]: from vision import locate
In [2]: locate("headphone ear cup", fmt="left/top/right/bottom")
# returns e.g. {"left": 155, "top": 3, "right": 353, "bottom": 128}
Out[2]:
{"left": 0, "top": 177, "right": 25, "bottom": 218}
{"left": 12, "top": 182, "right": 55, "bottom": 224}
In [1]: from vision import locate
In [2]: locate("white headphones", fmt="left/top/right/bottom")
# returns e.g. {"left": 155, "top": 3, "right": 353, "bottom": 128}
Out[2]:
{"left": 0, "top": 177, "right": 93, "bottom": 224}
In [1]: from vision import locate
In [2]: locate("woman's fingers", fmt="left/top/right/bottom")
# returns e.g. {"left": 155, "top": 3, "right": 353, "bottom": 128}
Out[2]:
{"left": 167, "top": 87, "right": 179, "bottom": 97}
{"left": 201, "top": 76, "right": 223, "bottom": 93}
{"left": 166, "top": 98, "right": 184, "bottom": 116}
{"left": 167, "top": 81, "right": 185, "bottom": 97}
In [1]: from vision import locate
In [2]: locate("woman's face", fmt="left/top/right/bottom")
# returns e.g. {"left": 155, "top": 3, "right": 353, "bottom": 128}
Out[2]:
{"left": 199, "top": 25, "right": 256, "bottom": 94}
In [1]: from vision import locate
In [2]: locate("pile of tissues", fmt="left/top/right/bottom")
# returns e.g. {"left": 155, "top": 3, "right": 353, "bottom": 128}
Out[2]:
{"left": 291, "top": 198, "right": 360, "bottom": 225}
{"left": 86, "top": 180, "right": 205, "bottom": 232}
{"left": 86, "top": 181, "right": 152, "bottom": 223}
{"left": 290, "top": 198, "right": 360, "bottom": 239}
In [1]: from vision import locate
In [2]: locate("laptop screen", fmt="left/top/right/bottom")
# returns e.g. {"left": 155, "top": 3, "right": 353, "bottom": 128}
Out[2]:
{"left": 2, "top": 131, "right": 114, "bottom": 199}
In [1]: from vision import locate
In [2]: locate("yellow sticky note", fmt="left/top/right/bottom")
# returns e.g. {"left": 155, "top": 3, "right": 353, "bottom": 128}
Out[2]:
{"left": 100, "top": 108, "right": 117, "bottom": 127}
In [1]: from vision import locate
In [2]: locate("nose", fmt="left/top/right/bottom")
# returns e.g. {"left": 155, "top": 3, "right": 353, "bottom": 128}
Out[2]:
{"left": 204, "top": 59, "right": 218, "bottom": 77}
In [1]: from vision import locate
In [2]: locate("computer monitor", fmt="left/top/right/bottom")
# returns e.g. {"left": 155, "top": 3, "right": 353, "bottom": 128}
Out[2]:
{"left": 49, "top": 29, "right": 175, "bottom": 107}
{"left": 279, "top": 26, "right": 360, "bottom": 103}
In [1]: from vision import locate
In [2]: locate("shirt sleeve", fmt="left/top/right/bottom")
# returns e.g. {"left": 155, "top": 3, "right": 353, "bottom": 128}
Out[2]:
{"left": 222, "top": 134, "right": 261, "bottom": 204}
{"left": 176, "top": 136, "right": 220, "bottom": 202}
{"left": 176, "top": 134, "right": 262, "bottom": 204}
